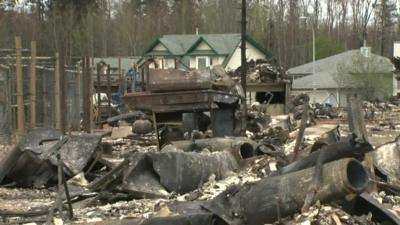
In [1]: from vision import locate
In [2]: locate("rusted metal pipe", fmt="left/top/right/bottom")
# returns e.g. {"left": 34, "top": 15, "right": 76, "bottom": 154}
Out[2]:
{"left": 280, "top": 138, "right": 373, "bottom": 175}
{"left": 106, "top": 111, "right": 147, "bottom": 125}
{"left": 203, "top": 158, "right": 369, "bottom": 225}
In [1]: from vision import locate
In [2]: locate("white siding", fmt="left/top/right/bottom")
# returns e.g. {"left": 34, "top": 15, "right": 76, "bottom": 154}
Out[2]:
{"left": 225, "top": 41, "right": 266, "bottom": 71}
{"left": 394, "top": 74, "right": 399, "bottom": 95}
{"left": 211, "top": 56, "right": 226, "bottom": 66}
{"left": 189, "top": 57, "right": 196, "bottom": 69}
{"left": 153, "top": 43, "right": 167, "bottom": 51}
{"left": 196, "top": 42, "right": 212, "bottom": 50}
{"left": 394, "top": 42, "right": 400, "bottom": 57}
{"left": 189, "top": 56, "right": 226, "bottom": 69}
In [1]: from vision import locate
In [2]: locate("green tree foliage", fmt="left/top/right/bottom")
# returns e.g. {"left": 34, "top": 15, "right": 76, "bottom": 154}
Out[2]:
{"left": 0, "top": 0, "right": 399, "bottom": 68}
{"left": 334, "top": 53, "right": 394, "bottom": 100}
{"left": 312, "top": 35, "right": 345, "bottom": 60}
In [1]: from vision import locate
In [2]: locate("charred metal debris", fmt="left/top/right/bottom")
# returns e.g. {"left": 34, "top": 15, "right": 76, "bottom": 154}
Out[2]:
{"left": 0, "top": 68, "right": 400, "bottom": 225}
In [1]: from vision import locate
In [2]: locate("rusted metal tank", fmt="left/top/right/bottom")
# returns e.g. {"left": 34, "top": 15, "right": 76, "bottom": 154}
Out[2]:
{"left": 147, "top": 69, "right": 212, "bottom": 92}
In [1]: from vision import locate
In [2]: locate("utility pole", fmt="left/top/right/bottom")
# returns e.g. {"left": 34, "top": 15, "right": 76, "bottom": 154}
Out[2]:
{"left": 30, "top": 41, "right": 37, "bottom": 128}
{"left": 106, "top": 64, "right": 111, "bottom": 118}
{"left": 241, "top": 0, "right": 247, "bottom": 133}
{"left": 15, "top": 36, "right": 25, "bottom": 138}
{"left": 55, "top": 53, "right": 62, "bottom": 130}
{"left": 82, "top": 56, "right": 92, "bottom": 133}
{"left": 300, "top": 16, "right": 316, "bottom": 103}
{"left": 59, "top": 47, "right": 66, "bottom": 132}
{"left": 241, "top": 0, "right": 247, "bottom": 94}
{"left": 96, "top": 63, "right": 101, "bottom": 125}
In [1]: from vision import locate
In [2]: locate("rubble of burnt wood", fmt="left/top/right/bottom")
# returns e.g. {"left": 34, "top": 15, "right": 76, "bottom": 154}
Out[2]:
{"left": 230, "top": 58, "right": 290, "bottom": 83}
{"left": 0, "top": 95, "right": 400, "bottom": 225}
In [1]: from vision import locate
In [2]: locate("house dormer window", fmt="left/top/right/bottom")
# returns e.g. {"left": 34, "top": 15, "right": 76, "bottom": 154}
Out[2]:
{"left": 196, "top": 56, "right": 210, "bottom": 69}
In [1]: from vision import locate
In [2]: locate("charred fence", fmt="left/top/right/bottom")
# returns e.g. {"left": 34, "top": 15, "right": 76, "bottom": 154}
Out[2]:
{"left": 0, "top": 63, "right": 82, "bottom": 142}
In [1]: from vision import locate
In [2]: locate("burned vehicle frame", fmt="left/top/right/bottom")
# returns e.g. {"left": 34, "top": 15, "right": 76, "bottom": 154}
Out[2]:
{"left": 122, "top": 66, "right": 245, "bottom": 149}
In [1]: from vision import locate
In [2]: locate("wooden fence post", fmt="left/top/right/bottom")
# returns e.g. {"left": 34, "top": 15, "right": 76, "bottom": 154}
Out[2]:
{"left": 30, "top": 41, "right": 37, "bottom": 128}
{"left": 15, "top": 36, "right": 25, "bottom": 138}
{"left": 82, "top": 56, "right": 92, "bottom": 133}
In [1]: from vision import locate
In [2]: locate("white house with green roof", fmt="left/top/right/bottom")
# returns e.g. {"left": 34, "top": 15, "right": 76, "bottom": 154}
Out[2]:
{"left": 141, "top": 33, "right": 271, "bottom": 71}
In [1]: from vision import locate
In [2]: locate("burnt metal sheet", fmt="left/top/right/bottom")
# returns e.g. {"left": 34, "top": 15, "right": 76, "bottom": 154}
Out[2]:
{"left": 211, "top": 109, "right": 235, "bottom": 137}
{"left": 59, "top": 133, "right": 104, "bottom": 175}
{"left": 0, "top": 128, "right": 104, "bottom": 187}
{"left": 18, "top": 127, "right": 63, "bottom": 153}
{"left": 5, "top": 151, "right": 56, "bottom": 187}
{"left": 19, "top": 129, "right": 104, "bottom": 175}
{"left": 122, "top": 90, "right": 239, "bottom": 113}
{"left": 372, "top": 141, "right": 400, "bottom": 185}
{"left": 122, "top": 153, "right": 168, "bottom": 198}
{"left": 341, "top": 192, "right": 400, "bottom": 225}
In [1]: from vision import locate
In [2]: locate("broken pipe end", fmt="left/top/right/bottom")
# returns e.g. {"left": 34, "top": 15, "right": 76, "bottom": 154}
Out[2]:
{"left": 340, "top": 159, "right": 369, "bottom": 194}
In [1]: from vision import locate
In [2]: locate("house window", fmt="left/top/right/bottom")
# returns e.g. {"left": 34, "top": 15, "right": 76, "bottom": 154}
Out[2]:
{"left": 196, "top": 56, "right": 210, "bottom": 69}
{"left": 163, "top": 58, "right": 175, "bottom": 69}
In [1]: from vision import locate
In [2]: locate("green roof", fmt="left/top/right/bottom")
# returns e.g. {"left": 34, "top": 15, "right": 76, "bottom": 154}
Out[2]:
{"left": 144, "top": 33, "right": 272, "bottom": 59}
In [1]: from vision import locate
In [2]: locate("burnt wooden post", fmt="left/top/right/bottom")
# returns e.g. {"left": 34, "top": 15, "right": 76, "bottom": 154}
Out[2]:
{"left": 96, "top": 63, "right": 101, "bottom": 124}
{"left": 292, "top": 101, "right": 309, "bottom": 161}
{"left": 15, "top": 36, "right": 25, "bottom": 138}
{"left": 241, "top": 0, "right": 248, "bottom": 134}
{"left": 82, "top": 56, "right": 92, "bottom": 133}
{"left": 107, "top": 64, "right": 111, "bottom": 118}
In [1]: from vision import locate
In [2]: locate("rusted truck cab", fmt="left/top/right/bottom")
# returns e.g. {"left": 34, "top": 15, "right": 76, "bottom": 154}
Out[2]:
{"left": 122, "top": 68, "right": 244, "bottom": 148}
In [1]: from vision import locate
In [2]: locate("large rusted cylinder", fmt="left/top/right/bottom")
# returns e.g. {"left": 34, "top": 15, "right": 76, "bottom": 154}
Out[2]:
{"left": 149, "top": 150, "right": 239, "bottom": 194}
{"left": 89, "top": 149, "right": 243, "bottom": 197}
{"left": 203, "top": 158, "right": 369, "bottom": 225}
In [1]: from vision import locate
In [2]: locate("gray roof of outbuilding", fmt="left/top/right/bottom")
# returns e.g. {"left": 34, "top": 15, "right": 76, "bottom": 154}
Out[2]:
{"left": 289, "top": 50, "right": 394, "bottom": 89}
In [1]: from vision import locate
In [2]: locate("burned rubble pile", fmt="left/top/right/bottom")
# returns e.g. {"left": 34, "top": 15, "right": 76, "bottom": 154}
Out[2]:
{"left": 1, "top": 93, "right": 400, "bottom": 225}
{"left": 230, "top": 58, "right": 290, "bottom": 83}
